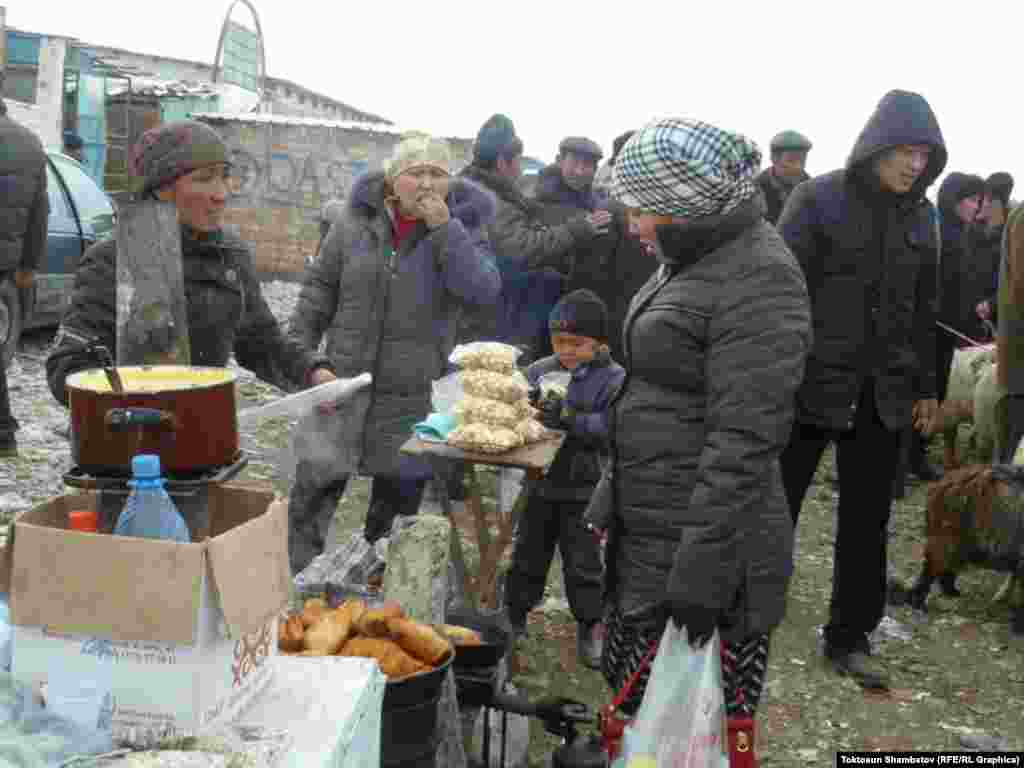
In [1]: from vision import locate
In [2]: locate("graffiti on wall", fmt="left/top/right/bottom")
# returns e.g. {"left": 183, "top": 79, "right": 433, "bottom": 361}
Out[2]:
{"left": 215, "top": 122, "right": 472, "bottom": 210}
{"left": 211, "top": 121, "right": 392, "bottom": 211}
{"left": 227, "top": 146, "right": 371, "bottom": 207}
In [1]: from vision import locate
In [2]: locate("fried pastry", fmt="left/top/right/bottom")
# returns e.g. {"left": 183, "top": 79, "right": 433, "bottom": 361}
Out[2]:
{"left": 437, "top": 624, "right": 483, "bottom": 646}
{"left": 303, "top": 609, "right": 352, "bottom": 655}
{"left": 340, "top": 636, "right": 424, "bottom": 679}
{"left": 278, "top": 614, "right": 306, "bottom": 653}
{"left": 300, "top": 597, "right": 329, "bottom": 628}
{"left": 387, "top": 617, "right": 451, "bottom": 666}
{"left": 355, "top": 601, "right": 404, "bottom": 637}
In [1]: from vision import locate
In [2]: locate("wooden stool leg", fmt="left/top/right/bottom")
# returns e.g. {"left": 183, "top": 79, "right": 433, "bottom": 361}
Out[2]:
{"left": 428, "top": 455, "right": 476, "bottom": 613}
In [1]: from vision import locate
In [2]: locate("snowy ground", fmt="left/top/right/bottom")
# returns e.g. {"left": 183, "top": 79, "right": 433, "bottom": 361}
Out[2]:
{"left": 0, "top": 280, "right": 304, "bottom": 533}
{"left": 5, "top": 281, "right": 1023, "bottom": 764}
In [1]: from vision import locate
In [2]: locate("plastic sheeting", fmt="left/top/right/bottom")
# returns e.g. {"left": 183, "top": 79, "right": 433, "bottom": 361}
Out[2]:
{"left": 0, "top": 672, "right": 114, "bottom": 767}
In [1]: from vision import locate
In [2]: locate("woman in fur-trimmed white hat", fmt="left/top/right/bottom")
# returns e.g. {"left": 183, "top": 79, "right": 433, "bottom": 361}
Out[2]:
{"left": 284, "top": 131, "right": 501, "bottom": 570}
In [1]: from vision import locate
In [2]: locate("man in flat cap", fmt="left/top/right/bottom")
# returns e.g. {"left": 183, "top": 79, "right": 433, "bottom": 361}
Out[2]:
{"left": 757, "top": 130, "right": 813, "bottom": 224}
{"left": 535, "top": 137, "right": 608, "bottom": 212}
{"left": 532, "top": 135, "right": 654, "bottom": 363}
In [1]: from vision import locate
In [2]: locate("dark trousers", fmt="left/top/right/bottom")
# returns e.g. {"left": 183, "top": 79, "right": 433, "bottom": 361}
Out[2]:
{"left": 779, "top": 385, "right": 901, "bottom": 652}
{"left": 504, "top": 495, "right": 604, "bottom": 626}
{"left": 287, "top": 461, "right": 425, "bottom": 574}
{"left": 1001, "top": 395, "right": 1024, "bottom": 464}
{"left": 363, "top": 475, "right": 427, "bottom": 544}
{"left": 0, "top": 361, "right": 18, "bottom": 440}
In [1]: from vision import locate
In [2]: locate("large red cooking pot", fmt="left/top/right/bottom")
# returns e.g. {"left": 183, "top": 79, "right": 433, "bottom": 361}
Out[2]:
{"left": 65, "top": 365, "right": 239, "bottom": 477}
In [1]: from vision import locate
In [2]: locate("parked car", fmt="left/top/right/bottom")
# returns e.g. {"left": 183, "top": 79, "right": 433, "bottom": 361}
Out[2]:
{"left": 1, "top": 152, "right": 116, "bottom": 366}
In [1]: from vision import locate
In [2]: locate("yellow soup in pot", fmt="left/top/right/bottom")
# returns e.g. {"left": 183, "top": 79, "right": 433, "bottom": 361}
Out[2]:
{"left": 67, "top": 366, "right": 236, "bottom": 393}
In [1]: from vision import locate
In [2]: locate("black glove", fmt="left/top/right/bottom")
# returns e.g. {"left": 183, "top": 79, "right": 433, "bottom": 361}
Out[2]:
{"left": 527, "top": 386, "right": 541, "bottom": 406}
{"left": 660, "top": 600, "right": 718, "bottom": 647}
{"left": 538, "top": 397, "right": 565, "bottom": 430}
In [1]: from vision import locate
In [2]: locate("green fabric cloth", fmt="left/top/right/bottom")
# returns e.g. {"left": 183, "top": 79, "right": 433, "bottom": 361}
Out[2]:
{"left": 414, "top": 412, "right": 457, "bottom": 442}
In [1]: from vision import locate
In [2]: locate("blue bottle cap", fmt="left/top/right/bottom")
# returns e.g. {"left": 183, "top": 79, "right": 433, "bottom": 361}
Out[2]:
{"left": 131, "top": 454, "right": 162, "bottom": 479}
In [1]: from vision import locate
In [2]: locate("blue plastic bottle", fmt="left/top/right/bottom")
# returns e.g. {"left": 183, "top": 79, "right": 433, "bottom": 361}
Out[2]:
{"left": 114, "top": 455, "right": 191, "bottom": 542}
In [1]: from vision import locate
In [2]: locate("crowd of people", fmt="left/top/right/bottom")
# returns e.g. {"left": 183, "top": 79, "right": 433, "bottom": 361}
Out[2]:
{"left": 2, "top": 82, "right": 1021, "bottom": 765}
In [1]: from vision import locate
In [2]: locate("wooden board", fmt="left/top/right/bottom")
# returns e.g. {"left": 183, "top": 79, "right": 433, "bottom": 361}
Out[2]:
{"left": 400, "top": 433, "right": 566, "bottom": 473}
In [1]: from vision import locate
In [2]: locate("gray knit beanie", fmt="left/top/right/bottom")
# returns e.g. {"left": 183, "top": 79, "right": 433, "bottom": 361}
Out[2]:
{"left": 129, "top": 120, "right": 229, "bottom": 197}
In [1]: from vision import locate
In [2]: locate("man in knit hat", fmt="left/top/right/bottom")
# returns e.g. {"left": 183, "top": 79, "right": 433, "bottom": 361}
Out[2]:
{"left": 504, "top": 288, "right": 625, "bottom": 668}
{"left": 779, "top": 91, "right": 947, "bottom": 690}
{"left": 46, "top": 120, "right": 321, "bottom": 406}
{"left": 460, "top": 114, "right": 609, "bottom": 363}
{"left": 756, "top": 130, "right": 813, "bottom": 224}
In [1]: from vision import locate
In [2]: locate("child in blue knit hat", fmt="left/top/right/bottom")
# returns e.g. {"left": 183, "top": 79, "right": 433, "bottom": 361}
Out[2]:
{"left": 503, "top": 289, "right": 625, "bottom": 670}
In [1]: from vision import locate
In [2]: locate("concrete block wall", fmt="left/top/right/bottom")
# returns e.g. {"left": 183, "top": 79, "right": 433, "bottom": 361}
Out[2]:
{"left": 205, "top": 118, "right": 472, "bottom": 277}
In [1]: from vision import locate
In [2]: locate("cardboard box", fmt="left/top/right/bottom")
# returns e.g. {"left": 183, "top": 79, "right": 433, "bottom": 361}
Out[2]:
{"left": 1, "top": 485, "right": 291, "bottom": 746}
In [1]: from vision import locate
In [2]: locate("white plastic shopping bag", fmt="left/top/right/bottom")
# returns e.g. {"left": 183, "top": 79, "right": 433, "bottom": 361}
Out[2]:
{"left": 613, "top": 623, "right": 729, "bottom": 768}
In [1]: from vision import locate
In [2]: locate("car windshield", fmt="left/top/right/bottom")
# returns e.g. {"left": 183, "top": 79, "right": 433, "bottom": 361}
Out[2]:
{"left": 50, "top": 154, "right": 116, "bottom": 240}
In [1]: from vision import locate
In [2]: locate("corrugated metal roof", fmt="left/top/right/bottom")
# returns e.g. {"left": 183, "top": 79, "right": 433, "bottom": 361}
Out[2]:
{"left": 191, "top": 113, "right": 475, "bottom": 147}
{"left": 190, "top": 111, "right": 403, "bottom": 135}
{"left": 107, "top": 77, "right": 219, "bottom": 99}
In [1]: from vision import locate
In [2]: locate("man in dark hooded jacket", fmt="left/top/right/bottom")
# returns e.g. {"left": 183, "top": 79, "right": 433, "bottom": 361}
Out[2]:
{"left": 972, "top": 172, "right": 1014, "bottom": 327}
{"left": 893, "top": 172, "right": 985, "bottom": 495}
{"left": 937, "top": 172, "right": 987, "bottom": 362}
{"left": 532, "top": 137, "right": 655, "bottom": 364}
{"left": 0, "top": 97, "right": 49, "bottom": 455}
{"left": 778, "top": 90, "right": 946, "bottom": 690}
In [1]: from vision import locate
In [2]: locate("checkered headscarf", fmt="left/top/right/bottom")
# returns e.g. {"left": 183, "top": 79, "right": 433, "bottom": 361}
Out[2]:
{"left": 611, "top": 118, "right": 762, "bottom": 219}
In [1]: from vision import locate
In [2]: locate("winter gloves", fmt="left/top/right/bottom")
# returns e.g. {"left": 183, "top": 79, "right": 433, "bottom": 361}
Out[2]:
{"left": 538, "top": 395, "right": 576, "bottom": 431}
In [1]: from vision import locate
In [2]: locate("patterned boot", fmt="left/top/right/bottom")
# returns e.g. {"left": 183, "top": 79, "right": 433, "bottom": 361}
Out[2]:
{"left": 727, "top": 716, "right": 757, "bottom": 768}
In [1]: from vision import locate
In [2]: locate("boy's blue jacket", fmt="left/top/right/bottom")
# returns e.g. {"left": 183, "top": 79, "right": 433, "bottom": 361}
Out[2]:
{"left": 526, "top": 350, "right": 625, "bottom": 501}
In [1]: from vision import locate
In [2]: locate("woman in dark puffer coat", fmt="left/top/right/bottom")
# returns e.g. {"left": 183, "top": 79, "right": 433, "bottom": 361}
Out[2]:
{"left": 601, "top": 119, "right": 812, "bottom": 766}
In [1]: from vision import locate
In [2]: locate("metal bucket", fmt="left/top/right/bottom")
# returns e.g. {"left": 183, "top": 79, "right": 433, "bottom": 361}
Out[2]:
{"left": 380, "top": 644, "right": 453, "bottom": 767}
